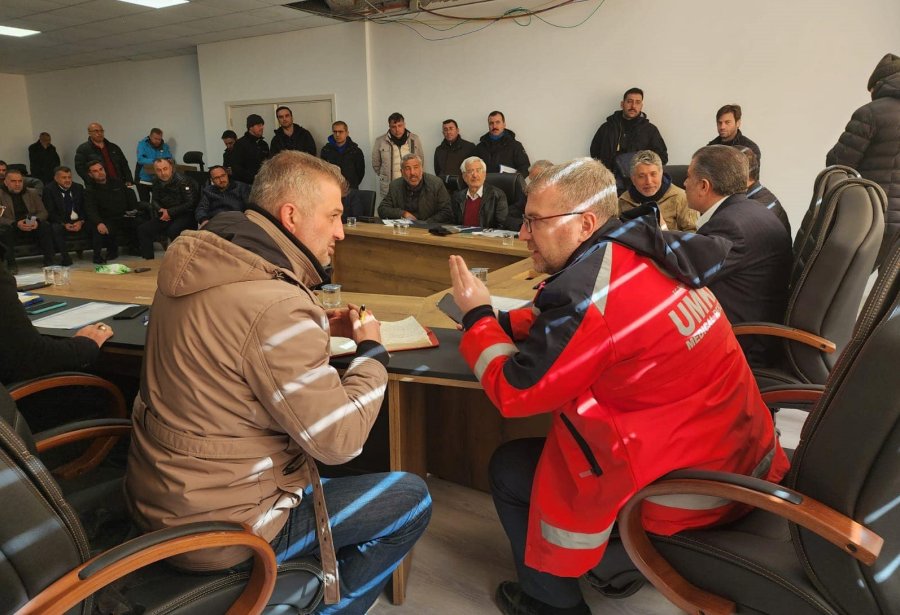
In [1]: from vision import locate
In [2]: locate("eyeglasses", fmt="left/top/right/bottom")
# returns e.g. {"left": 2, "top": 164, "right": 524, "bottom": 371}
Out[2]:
{"left": 521, "top": 211, "right": 585, "bottom": 233}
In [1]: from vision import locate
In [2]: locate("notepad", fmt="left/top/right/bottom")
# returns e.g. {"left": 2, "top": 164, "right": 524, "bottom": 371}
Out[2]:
{"left": 17, "top": 292, "right": 42, "bottom": 307}
{"left": 330, "top": 316, "right": 438, "bottom": 356}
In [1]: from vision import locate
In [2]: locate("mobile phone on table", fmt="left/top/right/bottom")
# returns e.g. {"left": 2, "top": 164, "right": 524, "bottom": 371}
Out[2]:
{"left": 114, "top": 305, "right": 149, "bottom": 320}
{"left": 26, "top": 300, "right": 67, "bottom": 315}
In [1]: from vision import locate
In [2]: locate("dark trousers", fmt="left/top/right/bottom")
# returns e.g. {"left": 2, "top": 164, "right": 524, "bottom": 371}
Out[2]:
{"left": 0, "top": 221, "right": 56, "bottom": 267}
{"left": 137, "top": 213, "right": 194, "bottom": 259}
{"left": 91, "top": 219, "right": 139, "bottom": 262}
{"left": 490, "top": 438, "right": 586, "bottom": 609}
{"left": 50, "top": 223, "right": 89, "bottom": 264}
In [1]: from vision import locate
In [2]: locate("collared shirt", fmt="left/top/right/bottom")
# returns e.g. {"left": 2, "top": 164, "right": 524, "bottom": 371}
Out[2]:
{"left": 466, "top": 185, "right": 484, "bottom": 200}
{"left": 697, "top": 196, "right": 728, "bottom": 228}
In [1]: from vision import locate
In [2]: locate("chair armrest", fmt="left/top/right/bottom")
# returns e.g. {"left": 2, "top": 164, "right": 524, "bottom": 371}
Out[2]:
{"left": 18, "top": 522, "right": 277, "bottom": 615}
{"left": 618, "top": 473, "right": 884, "bottom": 615}
{"left": 732, "top": 322, "right": 836, "bottom": 353}
{"left": 759, "top": 384, "right": 825, "bottom": 409}
{"left": 34, "top": 419, "right": 132, "bottom": 453}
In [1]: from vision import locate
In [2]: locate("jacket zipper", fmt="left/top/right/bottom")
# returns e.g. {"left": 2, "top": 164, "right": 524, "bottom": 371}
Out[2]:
{"left": 560, "top": 413, "right": 603, "bottom": 477}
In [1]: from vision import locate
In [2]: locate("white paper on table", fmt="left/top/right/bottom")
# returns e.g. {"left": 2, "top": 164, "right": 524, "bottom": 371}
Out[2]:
{"left": 32, "top": 301, "right": 137, "bottom": 329}
{"left": 499, "top": 164, "right": 517, "bottom": 174}
{"left": 491, "top": 296, "right": 530, "bottom": 311}
{"left": 474, "top": 229, "right": 516, "bottom": 238}
{"left": 14, "top": 273, "right": 45, "bottom": 287}
{"left": 381, "top": 218, "right": 412, "bottom": 226}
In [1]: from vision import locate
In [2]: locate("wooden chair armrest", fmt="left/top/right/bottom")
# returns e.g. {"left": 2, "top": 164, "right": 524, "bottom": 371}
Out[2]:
{"left": 759, "top": 385, "right": 826, "bottom": 408}
{"left": 35, "top": 419, "right": 133, "bottom": 453}
{"left": 618, "top": 476, "right": 884, "bottom": 615}
{"left": 732, "top": 323, "right": 836, "bottom": 353}
{"left": 18, "top": 522, "right": 277, "bottom": 615}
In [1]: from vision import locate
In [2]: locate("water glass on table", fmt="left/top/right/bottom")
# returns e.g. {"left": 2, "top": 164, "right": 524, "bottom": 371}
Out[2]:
{"left": 470, "top": 267, "right": 489, "bottom": 283}
{"left": 321, "top": 283, "right": 342, "bottom": 309}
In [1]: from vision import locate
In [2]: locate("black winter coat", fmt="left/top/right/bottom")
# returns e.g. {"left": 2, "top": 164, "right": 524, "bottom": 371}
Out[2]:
{"left": 151, "top": 173, "right": 198, "bottom": 219}
{"left": 590, "top": 111, "right": 668, "bottom": 174}
{"left": 231, "top": 132, "right": 270, "bottom": 185}
{"left": 28, "top": 141, "right": 60, "bottom": 184}
{"left": 270, "top": 124, "right": 316, "bottom": 157}
{"left": 74, "top": 139, "right": 133, "bottom": 185}
{"left": 434, "top": 137, "right": 477, "bottom": 177}
{"left": 475, "top": 130, "right": 530, "bottom": 175}
{"left": 321, "top": 137, "right": 366, "bottom": 189}
{"left": 433, "top": 184, "right": 509, "bottom": 228}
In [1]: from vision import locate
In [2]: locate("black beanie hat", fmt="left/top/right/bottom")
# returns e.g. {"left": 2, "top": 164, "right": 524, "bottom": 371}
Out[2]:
{"left": 868, "top": 53, "right": 900, "bottom": 91}
{"left": 246, "top": 114, "right": 265, "bottom": 130}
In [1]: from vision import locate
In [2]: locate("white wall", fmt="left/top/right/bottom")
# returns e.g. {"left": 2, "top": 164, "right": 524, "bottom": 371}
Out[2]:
{"left": 25, "top": 55, "right": 205, "bottom": 178}
{"left": 0, "top": 73, "right": 34, "bottom": 166}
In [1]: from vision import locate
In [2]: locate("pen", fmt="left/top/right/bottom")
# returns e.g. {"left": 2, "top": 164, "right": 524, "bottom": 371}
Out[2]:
{"left": 359, "top": 304, "right": 367, "bottom": 322}
{"left": 143, "top": 314, "right": 150, "bottom": 326}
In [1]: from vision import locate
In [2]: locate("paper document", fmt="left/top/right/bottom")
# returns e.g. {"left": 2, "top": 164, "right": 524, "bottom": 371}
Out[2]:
{"left": 499, "top": 164, "right": 517, "bottom": 174}
{"left": 17, "top": 292, "right": 42, "bottom": 307}
{"left": 32, "top": 301, "right": 137, "bottom": 329}
{"left": 382, "top": 218, "right": 412, "bottom": 226}
{"left": 14, "top": 273, "right": 45, "bottom": 287}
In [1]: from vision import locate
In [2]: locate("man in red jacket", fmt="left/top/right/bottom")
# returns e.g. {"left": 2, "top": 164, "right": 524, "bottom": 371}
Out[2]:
{"left": 449, "top": 157, "right": 789, "bottom": 615}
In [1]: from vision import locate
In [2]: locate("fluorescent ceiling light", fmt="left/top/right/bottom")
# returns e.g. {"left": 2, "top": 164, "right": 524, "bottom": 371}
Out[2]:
{"left": 118, "top": 0, "right": 189, "bottom": 8}
{"left": 0, "top": 25, "right": 41, "bottom": 37}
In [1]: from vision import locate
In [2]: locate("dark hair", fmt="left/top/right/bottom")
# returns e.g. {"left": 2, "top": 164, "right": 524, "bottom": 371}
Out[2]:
{"left": 332, "top": 121, "right": 348, "bottom": 130}
{"left": 488, "top": 110, "right": 505, "bottom": 122}
{"left": 221, "top": 130, "right": 237, "bottom": 140}
{"left": 53, "top": 165, "right": 72, "bottom": 175}
{"left": 5, "top": 168, "right": 24, "bottom": 178}
{"left": 442, "top": 119, "right": 458, "bottom": 128}
{"left": 87, "top": 159, "right": 104, "bottom": 171}
{"left": 735, "top": 146, "right": 759, "bottom": 181}
{"left": 153, "top": 157, "right": 175, "bottom": 168}
{"left": 150, "top": 127, "right": 163, "bottom": 136}
{"left": 0, "top": 160, "right": 6, "bottom": 167}
{"left": 276, "top": 105, "right": 292, "bottom": 115}
{"left": 690, "top": 145, "right": 748, "bottom": 196}
{"left": 623, "top": 87, "right": 644, "bottom": 100}
{"left": 208, "top": 165, "right": 226, "bottom": 176}
{"left": 388, "top": 112, "right": 405, "bottom": 123}
{"left": 716, "top": 104, "right": 742, "bottom": 121}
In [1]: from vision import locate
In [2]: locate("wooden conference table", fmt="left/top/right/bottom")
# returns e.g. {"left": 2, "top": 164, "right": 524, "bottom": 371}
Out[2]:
{"left": 36, "top": 224, "right": 548, "bottom": 603}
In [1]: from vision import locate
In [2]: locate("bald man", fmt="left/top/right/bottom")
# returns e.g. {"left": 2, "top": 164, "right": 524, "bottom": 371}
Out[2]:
{"left": 74, "top": 122, "right": 133, "bottom": 186}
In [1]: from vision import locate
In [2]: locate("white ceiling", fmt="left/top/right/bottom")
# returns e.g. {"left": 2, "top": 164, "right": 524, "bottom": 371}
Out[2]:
{"left": 0, "top": 0, "right": 340, "bottom": 74}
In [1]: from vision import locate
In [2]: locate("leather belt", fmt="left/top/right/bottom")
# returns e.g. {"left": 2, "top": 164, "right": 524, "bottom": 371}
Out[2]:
{"left": 304, "top": 454, "right": 340, "bottom": 604}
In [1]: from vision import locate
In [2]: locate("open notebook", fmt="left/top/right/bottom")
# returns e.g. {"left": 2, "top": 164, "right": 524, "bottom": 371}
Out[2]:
{"left": 330, "top": 316, "right": 439, "bottom": 356}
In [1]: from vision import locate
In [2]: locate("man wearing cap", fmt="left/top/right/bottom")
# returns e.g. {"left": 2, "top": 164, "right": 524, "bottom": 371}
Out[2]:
{"left": 231, "top": 114, "right": 270, "bottom": 185}
{"left": 827, "top": 52, "right": 900, "bottom": 266}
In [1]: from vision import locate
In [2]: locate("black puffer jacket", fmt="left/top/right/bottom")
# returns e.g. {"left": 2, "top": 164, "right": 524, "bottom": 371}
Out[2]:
{"left": 590, "top": 111, "right": 668, "bottom": 175}
{"left": 826, "top": 68, "right": 900, "bottom": 265}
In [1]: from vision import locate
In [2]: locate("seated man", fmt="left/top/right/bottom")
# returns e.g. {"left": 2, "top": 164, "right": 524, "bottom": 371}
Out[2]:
{"left": 687, "top": 145, "right": 792, "bottom": 368}
{"left": 137, "top": 158, "right": 198, "bottom": 260}
{"left": 377, "top": 153, "right": 451, "bottom": 221}
{"left": 448, "top": 157, "right": 788, "bottom": 615}
{"left": 43, "top": 165, "right": 87, "bottom": 266}
{"left": 0, "top": 244, "right": 113, "bottom": 385}
{"left": 0, "top": 168, "right": 56, "bottom": 272}
{"left": 434, "top": 156, "right": 508, "bottom": 228}
{"left": 84, "top": 159, "right": 139, "bottom": 264}
{"left": 507, "top": 159, "right": 553, "bottom": 232}
{"left": 125, "top": 152, "right": 431, "bottom": 613}
{"left": 195, "top": 165, "right": 250, "bottom": 228}
{"left": 737, "top": 146, "right": 791, "bottom": 235}
{"left": 618, "top": 150, "right": 698, "bottom": 231}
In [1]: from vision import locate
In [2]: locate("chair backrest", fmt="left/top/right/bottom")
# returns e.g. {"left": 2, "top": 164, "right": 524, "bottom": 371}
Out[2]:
{"left": 783, "top": 177, "right": 885, "bottom": 383}
{"left": 484, "top": 172, "right": 526, "bottom": 208}
{"left": 788, "top": 241, "right": 900, "bottom": 615}
{"left": 441, "top": 175, "right": 462, "bottom": 195}
{"left": 182, "top": 151, "right": 205, "bottom": 171}
{"left": 791, "top": 165, "right": 860, "bottom": 285}
{"left": 0, "top": 385, "right": 92, "bottom": 615}
{"left": 356, "top": 190, "right": 377, "bottom": 217}
{"left": 663, "top": 164, "right": 689, "bottom": 189}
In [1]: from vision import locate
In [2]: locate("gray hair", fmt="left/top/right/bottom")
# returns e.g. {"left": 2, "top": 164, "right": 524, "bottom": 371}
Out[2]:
{"left": 690, "top": 145, "right": 748, "bottom": 196}
{"left": 527, "top": 157, "right": 618, "bottom": 220}
{"left": 400, "top": 153, "right": 423, "bottom": 167}
{"left": 629, "top": 150, "right": 663, "bottom": 176}
{"left": 250, "top": 151, "right": 347, "bottom": 218}
{"left": 529, "top": 160, "right": 553, "bottom": 174}
{"left": 460, "top": 156, "right": 486, "bottom": 174}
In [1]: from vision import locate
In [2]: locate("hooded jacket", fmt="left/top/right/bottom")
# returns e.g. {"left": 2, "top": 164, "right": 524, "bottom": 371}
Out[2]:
{"left": 270, "top": 124, "right": 317, "bottom": 157}
{"left": 590, "top": 111, "right": 668, "bottom": 174}
{"left": 135, "top": 136, "right": 173, "bottom": 184}
{"left": 125, "top": 207, "right": 389, "bottom": 570}
{"left": 458, "top": 213, "right": 789, "bottom": 577}
{"left": 826, "top": 57, "right": 900, "bottom": 265}
{"left": 474, "top": 129, "right": 530, "bottom": 176}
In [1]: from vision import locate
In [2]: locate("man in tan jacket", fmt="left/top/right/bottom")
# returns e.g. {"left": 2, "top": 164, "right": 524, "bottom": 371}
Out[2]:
{"left": 125, "top": 151, "right": 431, "bottom": 612}
{"left": 618, "top": 150, "right": 698, "bottom": 232}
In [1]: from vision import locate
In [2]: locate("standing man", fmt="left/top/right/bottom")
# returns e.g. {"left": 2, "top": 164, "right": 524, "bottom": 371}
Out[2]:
{"left": 221, "top": 129, "right": 237, "bottom": 175}
{"left": 320, "top": 121, "right": 365, "bottom": 189}
{"left": 377, "top": 153, "right": 450, "bottom": 221}
{"left": 434, "top": 156, "right": 508, "bottom": 228}
{"left": 28, "top": 132, "right": 60, "bottom": 185}
{"left": 434, "top": 119, "right": 476, "bottom": 177}
{"left": 827, "top": 52, "right": 900, "bottom": 266}
{"left": 708, "top": 104, "right": 761, "bottom": 165}
{"left": 135, "top": 128, "right": 172, "bottom": 202}
{"left": 84, "top": 160, "right": 139, "bottom": 264}
{"left": 44, "top": 165, "right": 87, "bottom": 266}
{"left": 618, "top": 150, "right": 698, "bottom": 231}
{"left": 590, "top": 88, "right": 668, "bottom": 190}
{"left": 195, "top": 165, "right": 250, "bottom": 228}
{"left": 231, "top": 114, "right": 270, "bottom": 185}
{"left": 74, "top": 122, "right": 133, "bottom": 186}
{"left": 685, "top": 145, "right": 792, "bottom": 368}
{"left": 270, "top": 105, "right": 317, "bottom": 156}
{"left": 137, "top": 158, "right": 197, "bottom": 260}
{"left": 0, "top": 168, "right": 56, "bottom": 272}
{"left": 475, "top": 111, "right": 530, "bottom": 176}
{"left": 372, "top": 112, "right": 424, "bottom": 197}
{"left": 125, "top": 151, "right": 431, "bottom": 613}
{"left": 448, "top": 157, "right": 787, "bottom": 615}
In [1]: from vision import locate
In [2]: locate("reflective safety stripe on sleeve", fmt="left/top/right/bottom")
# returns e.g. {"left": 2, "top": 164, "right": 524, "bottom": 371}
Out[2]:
{"left": 541, "top": 518, "right": 615, "bottom": 550}
{"left": 473, "top": 342, "right": 517, "bottom": 380}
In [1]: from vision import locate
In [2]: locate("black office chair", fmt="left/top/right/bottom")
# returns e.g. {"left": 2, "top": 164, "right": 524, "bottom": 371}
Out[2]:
{"left": 593, "top": 240, "right": 900, "bottom": 615}
{"left": 183, "top": 151, "right": 206, "bottom": 172}
{"left": 733, "top": 175, "right": 885, "bottom": 390}
{"left": 484, "top": 172, "right": 526, "bottom": 207}
{"left": 663, "top": 164, "right": 689, "bottom": 189}
{"left": 441, "top": 175, "right": 462, "bottom": 195}
{"left": 356, "top": 189, "right": 377, "bottom": 217}
{"left": 0, "top": 382, "right": 327, "bottom": 615}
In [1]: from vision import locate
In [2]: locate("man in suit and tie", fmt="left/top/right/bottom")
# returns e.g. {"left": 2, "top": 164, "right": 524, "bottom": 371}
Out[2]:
{"left": 43, "top": 165, "right": 87, "bottom": 266}
{"left": 684, "top": 145, "right": 792, "bottom": 368}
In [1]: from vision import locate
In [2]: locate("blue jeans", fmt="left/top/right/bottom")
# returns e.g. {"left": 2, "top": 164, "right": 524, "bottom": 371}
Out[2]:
{"left": 271, "top": 471, "right": 432, "bottom": 614}
{"left": 490, "top": 438, "right": 585, "bottom": 609}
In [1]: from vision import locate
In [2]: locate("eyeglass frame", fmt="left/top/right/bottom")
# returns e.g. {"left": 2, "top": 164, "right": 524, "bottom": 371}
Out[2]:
{"left": 521, "top": 211, "right": 585, "bottom": 233}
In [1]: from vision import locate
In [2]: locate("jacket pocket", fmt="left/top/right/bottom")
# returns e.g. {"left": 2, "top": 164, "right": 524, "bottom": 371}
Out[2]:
{"left": 560, "top": 413, "right": 603, "bottom": 477}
